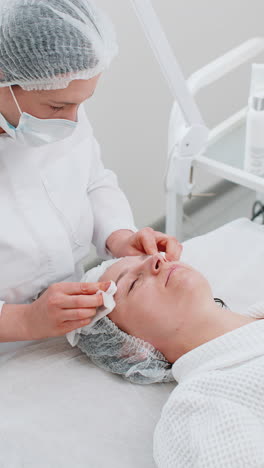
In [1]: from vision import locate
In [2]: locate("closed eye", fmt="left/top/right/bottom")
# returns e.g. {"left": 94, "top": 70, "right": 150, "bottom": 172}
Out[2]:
{"left": 50, "top": 106, "right": 65, "bottom": 111}
{"left": 128, "top": 279, "right": 138, "bottom": 294}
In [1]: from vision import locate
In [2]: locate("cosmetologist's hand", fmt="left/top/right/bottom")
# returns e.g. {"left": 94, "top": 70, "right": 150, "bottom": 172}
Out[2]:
{"left": 25, "top": 281, "right": 110, "bottom": 340}
{"left": 106, "top": 228, "right": 182, "bottom": 261}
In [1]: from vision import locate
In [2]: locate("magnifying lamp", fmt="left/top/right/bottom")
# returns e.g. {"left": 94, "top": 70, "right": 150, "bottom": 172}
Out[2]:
{"left": 130, "top": 0, "right": 209, "bottom": 236}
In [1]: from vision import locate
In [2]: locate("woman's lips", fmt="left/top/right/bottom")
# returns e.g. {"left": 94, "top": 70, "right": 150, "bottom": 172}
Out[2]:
{"left": 165, "top": 266, "right": 180, "bottom": 286}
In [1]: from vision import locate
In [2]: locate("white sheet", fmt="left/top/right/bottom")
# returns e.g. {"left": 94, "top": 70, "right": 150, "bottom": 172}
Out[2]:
{"left": 0, "top": 218, "right": 263, "bottom": 468}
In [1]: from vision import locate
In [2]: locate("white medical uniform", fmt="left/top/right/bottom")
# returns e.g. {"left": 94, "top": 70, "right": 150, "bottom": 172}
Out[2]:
{"left": 0, "top": 105, "right": 136, "bottom": 313}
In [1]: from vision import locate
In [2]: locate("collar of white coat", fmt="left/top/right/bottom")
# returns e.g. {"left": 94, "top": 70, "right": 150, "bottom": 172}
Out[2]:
{"left": 172, "top": 303, "right": 264, "bottom": 383}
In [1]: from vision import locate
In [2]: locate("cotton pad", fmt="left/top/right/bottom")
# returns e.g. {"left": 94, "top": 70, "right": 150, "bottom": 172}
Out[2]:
{"left": 67, "top": 280, "right": 117, "bottom": 347}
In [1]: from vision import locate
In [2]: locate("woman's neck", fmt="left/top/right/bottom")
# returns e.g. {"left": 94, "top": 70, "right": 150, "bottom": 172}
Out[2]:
{"left": 165, "top": 306, "right": 257, "bottom": 364}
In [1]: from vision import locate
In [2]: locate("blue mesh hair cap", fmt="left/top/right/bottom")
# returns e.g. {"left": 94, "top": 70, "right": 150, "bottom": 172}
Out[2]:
{"left": 77, "top": 317, "right": 174, "bottom": 385}
{"left": 0, "top": 0, "right": 118, "bottom": 90}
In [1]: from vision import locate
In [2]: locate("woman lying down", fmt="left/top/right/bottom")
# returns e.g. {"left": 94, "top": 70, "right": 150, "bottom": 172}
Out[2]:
{"left": 67, "top": 253, "right": 264, "bottom": 468}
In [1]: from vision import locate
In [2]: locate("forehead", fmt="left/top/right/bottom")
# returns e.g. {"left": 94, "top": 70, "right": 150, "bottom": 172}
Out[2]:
{"left": 100, "top": 256, "right": 145, "bottom": 282}
{"left": 36, "top": 76, "right": 100, "bottom": 102}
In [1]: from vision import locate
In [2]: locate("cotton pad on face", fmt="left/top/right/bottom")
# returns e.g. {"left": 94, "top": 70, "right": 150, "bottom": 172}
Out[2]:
{"left": 66, "top": 280, "right": 117, "bottom": 347}
{"left": 66, "top": 258, "right": 121, "bottom": 347}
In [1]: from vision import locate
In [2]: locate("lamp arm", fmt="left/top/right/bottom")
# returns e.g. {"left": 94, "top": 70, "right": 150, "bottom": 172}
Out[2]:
{"left": 130, "top": 0, "right": 209, "bottom": 196}
{"left": 129, "top": 0, "right": 205, "bottom": 128}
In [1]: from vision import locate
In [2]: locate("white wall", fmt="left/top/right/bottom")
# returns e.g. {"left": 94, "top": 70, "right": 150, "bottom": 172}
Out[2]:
{"left": 85, "top": 0, "right": 264, "bottom": 232}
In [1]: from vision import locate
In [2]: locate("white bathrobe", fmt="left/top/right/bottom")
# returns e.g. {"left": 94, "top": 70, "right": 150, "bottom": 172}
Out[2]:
{"left": 154, "top": 302, "right": 264, "bottom": 468}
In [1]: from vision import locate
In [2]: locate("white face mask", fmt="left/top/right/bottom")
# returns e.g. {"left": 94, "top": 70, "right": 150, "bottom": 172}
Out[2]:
{"left": 0, "top": 86, "right": 78, "bottom": 147}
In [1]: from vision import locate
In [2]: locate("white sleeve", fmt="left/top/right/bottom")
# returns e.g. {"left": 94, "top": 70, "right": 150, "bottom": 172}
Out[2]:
{"left": 153, "top": 392, "right": 264, "bottom": 468}
{"left": 87, "top": 137, "right": 138, "bottom": 259}
{"left": 0, "top": 301, "right": 5, "bottom": 317}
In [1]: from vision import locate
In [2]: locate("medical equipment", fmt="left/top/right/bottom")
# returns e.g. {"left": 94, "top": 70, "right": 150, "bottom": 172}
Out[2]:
{"left": 130, "top": 0, "right": 264, "bottom": 240}
{"left": 0, "top": 218, "right": 264, "bottom": 467}
{"left": 0, "top": 0, "right": 118, "bottom": 90}
{"left": 244, "top": 64, "right": 264, "bottom": 176}
{"left": 66, "top": 280, "right": 117, "bottom": 347}
{"left": 130, "top": 0, "right": 209, "bottom": 238}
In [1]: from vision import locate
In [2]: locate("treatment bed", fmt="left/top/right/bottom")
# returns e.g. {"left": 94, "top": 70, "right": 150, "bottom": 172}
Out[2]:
{"left": 0, "top": 217, "right": 263, "bottom": 468}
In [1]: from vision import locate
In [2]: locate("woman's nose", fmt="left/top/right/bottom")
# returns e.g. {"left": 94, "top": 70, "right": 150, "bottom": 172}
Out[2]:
{"left": 150, "top": 253, "right": 166, "bottom": 275}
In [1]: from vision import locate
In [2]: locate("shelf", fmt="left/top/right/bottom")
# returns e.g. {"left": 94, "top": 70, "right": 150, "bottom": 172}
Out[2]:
{"left": 204, "top": 121, "right": 246, "bottom": 170}
{"left": 194, "top": 115, "right": 264, "bottom": 193}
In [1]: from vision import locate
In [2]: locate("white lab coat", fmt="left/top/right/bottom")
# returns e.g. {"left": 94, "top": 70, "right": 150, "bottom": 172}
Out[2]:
{"left": 0, "top": 105, "right": 137, "bottom": 312}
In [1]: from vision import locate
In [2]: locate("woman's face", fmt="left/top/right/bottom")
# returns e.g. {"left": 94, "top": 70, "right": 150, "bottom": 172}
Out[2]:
{"left": 100, "top": 254, "right": 214, "bottom": 357}
{"left": 0, "top": 74, "right": 100, "bottom": 128}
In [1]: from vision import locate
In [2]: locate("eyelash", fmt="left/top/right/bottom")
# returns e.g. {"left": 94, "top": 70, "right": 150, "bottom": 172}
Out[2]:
{"left": 128, "top": 279, "right": 138, "bottom": 294}
{"left": 51, "top": 106, "right": 64, "bottom": 111}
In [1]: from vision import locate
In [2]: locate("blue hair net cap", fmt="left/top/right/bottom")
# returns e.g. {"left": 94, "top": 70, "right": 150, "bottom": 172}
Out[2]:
{"left": 0, "top": 0, "right": 118, "bottom": 90}
{"left": 77, "top": 316, "right": 174, "bottom": 385}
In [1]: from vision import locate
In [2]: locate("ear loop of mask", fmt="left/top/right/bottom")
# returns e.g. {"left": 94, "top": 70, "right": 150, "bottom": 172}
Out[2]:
{"left": 9, "top": 86, "right": 23, "bottom": 116}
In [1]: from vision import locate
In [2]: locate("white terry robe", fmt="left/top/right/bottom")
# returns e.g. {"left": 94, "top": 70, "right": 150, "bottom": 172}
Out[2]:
{"left": 153, "top": 301, "right": 264, "bottom": 468}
